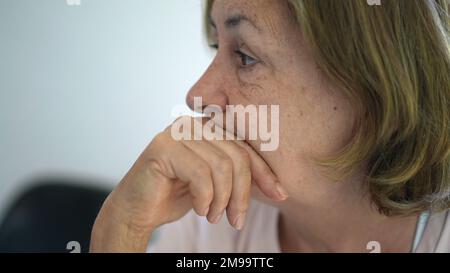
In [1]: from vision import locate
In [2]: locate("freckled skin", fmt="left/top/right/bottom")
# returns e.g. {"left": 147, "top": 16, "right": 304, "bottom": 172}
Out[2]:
{"left": 187, "top": 0, "right": 356, "bottom": 208}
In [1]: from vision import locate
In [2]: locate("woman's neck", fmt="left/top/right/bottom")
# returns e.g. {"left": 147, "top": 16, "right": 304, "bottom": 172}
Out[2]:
{"left": 277, "top": 197, "right": 419, "bottom": 253}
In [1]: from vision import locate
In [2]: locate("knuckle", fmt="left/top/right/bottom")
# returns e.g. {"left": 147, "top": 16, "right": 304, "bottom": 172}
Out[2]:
{"left": 145, "top": 159, "right": 164, "bottom": 173}
{"left": 235, "top": 147, "right": 251, "bottom": 166}
{"left": 192, "top": 164, "right": 211, "bottom": 179}
{"left": 142, "top": 158, "right": 171, "bottom": 180}
{"left": 213, "top": 155, "right": 233, "bottom": 175}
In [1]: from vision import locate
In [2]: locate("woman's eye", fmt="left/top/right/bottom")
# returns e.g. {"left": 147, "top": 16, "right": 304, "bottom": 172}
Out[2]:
{"left": 235, "top": 50, "right": 258, "bottom": 67}
{"left": 209, "top": 44, "right": 258, "bottom": 67}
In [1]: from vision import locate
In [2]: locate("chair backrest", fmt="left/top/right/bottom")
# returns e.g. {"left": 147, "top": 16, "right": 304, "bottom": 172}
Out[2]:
{"left": 0, "top": 180, "right": 110, "bottom": 253}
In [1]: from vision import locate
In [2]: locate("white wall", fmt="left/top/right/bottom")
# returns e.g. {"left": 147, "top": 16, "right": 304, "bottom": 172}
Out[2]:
{"left": 0, "top": 0, "right": 212, "bottom": 218}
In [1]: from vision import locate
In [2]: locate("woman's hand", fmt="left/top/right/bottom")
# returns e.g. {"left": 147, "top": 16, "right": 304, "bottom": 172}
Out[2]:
{"left": 90, "top": 117, "right": 288, "bottom": 252}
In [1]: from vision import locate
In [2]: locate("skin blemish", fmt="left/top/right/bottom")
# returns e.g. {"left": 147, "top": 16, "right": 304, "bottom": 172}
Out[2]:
{"left": 334, "top": 106, "right": 338, "bottom": 111}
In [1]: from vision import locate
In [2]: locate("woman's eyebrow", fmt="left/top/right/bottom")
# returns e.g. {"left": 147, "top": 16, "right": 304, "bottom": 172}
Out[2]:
{"left": 209, "top": 13, "right": 262, "bottom": 33}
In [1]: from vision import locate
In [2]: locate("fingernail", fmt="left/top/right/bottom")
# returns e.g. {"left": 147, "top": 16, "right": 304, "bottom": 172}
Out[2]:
{"left": 211, "top": 211, "right": 224, "bottom": 224}
{"left": 234, "top": 213, "right": 246, "bottom": 230}
{"left": 276, "top": 183, "right": 289, "bottom": 199}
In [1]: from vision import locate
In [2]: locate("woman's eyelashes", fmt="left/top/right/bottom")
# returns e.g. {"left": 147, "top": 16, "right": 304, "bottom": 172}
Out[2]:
{"left": 234, "top": 50, "right": 259, "bottom": 67}
{"left": 209, "top": 43, "right": 260, "bottom": 68}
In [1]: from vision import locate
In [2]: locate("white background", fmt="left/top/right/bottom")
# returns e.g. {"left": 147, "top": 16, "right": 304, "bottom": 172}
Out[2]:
{"left": 0, "top": 0, "right": 212, "bottom": 219}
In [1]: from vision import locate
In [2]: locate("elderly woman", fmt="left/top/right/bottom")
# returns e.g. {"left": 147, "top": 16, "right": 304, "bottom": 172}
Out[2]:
{"left": 90, "top": 0, "right": 450, "bottom": 253}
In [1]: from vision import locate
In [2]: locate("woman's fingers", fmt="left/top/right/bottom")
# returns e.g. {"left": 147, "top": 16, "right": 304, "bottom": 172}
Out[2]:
{"left": 159, "top": 116, "right": 287, "bottom": 230}
{"left": 197, "top": 119, "right": 282, "bottom": 230}
{"left": 189, "top": 120, "right": 252, "bottom": 229}
{"left": 233, "top": 139, "right": 289, "bottom": 201}
{"left": 206, "top": 120, "right": 289, "bottom": 201}
{"left": 181, "top": 140, "right": 233, "bottom": 224}
{"left": 156, "top": 137, "right": 214, "bottom": 217}
{"left": 202, "top": 138, "right": 253, "bottom": 230}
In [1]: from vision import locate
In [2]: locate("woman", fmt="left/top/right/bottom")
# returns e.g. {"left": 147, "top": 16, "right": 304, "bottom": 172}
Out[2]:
{"left": 90, "top": 0, "right": 450, "bottom": 252}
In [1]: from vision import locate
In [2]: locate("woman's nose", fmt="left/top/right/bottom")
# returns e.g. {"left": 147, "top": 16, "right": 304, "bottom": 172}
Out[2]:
{"left": 186, "top": 62, "right": 229, "bottom": 113}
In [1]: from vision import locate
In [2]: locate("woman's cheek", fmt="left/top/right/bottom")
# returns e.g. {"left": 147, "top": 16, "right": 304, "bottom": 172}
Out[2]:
{"left": 298, "top": 103, "right": 355, "bottom": 159}
{"left": 235, "top": 66, "right": 275, "bottom": 101}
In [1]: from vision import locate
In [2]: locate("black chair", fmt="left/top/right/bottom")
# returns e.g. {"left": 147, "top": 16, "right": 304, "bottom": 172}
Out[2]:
{"left": 0, "top": 179, "right": 111, "bottom": 253}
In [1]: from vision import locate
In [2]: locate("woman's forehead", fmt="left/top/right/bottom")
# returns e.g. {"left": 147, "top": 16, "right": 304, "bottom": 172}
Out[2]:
{"left": 210, "top": 0, "right": 295, "bottom": 37}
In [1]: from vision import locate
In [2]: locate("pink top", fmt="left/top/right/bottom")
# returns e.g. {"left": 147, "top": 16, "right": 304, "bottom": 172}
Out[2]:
{"left": 147, "top": 199, "right": 450, "bottom": 253}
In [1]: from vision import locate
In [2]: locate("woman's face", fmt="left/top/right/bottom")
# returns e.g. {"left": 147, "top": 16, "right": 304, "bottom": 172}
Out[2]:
{"left": 187, "top": 0, "right": 358, "bottom": 206}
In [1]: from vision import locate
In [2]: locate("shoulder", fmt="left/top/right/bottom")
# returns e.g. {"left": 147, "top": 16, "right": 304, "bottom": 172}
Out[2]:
{"left": 416, "top": 209, "right": 450, "bottom": 253}
{"left": 147, "top": 199, "right": 280, "bottom": 253}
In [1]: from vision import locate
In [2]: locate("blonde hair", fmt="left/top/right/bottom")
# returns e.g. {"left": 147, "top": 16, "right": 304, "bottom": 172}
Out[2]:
{"left": 205, "top": 0, "right": 450, "bottom": 216}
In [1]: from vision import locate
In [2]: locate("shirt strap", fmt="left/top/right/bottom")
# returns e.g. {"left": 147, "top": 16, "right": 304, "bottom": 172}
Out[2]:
{"left": 411, "top": 211, "right": 430, "bottom": 252}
